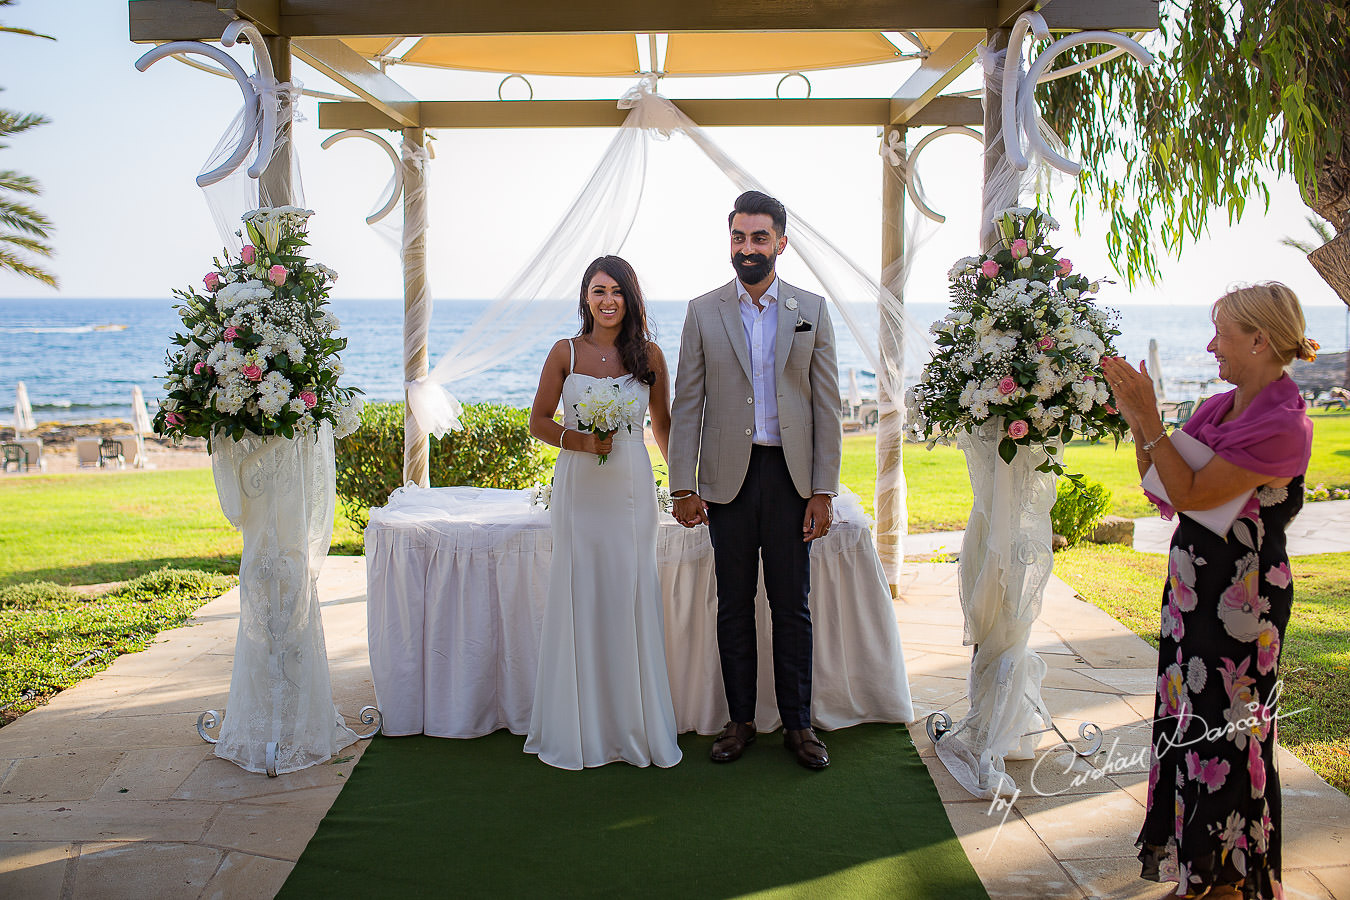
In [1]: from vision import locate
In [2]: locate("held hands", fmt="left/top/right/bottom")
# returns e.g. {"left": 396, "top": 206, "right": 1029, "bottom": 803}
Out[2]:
{"left": 803, "top": 493, "right": 832, "bottom": 542}
{"left": 672, "top": 493, "right": 709, "bottom": 528}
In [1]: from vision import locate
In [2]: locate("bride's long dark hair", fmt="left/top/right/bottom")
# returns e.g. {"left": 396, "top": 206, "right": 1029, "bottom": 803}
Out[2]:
{"left": 577, "top": 255, "right": 656, "bottom": 386}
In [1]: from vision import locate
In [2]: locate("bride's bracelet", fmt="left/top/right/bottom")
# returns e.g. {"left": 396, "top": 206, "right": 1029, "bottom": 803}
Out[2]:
{"left": 559, "top": 428, "right": 570, "bottom": 450}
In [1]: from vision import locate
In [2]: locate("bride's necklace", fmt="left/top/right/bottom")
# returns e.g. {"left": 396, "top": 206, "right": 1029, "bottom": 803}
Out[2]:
{"left": 586, "top": 336, "right": 617, "bottom": 363}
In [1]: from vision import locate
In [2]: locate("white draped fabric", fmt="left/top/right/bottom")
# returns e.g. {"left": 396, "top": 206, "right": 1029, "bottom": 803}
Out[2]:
{"left": 933, "top": 425, "right": 1058, "bottom": 798}
{"left": 394, "top": 83, "right": 932, "bottom": 569}
{"left": 210, "top": 424, "right": 359, "bottom": 774}
{"left": 364, "top": 486, "right": 913, "bottom": 738}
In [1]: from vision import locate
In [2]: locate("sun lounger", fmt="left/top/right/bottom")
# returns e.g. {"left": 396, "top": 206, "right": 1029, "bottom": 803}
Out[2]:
{"left": 76, "top": 437, "right": 102, "bottom": 467}
{"left": 108, "top": 433, "right": 144, "bottom": 468}
{"left": 13, "top": 437, "right": 44, "bottom": 472}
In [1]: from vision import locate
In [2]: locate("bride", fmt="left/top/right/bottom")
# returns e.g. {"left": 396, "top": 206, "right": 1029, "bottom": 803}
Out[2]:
{"left": 524, "top": 255, "right": 683, "bottom": 769}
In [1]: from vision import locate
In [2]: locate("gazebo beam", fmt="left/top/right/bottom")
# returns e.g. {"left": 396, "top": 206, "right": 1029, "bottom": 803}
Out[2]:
{"left": 889, "top": 32, "right": 984, "bottom": 126}
{"left": 293, "top": 38, "right": 421, "bottom": 127}
{"left": 129, "top": 0, "right": 1160, "bottom": 42}
{"left": 318, "top": 96, "right": 983, "bottom": 131}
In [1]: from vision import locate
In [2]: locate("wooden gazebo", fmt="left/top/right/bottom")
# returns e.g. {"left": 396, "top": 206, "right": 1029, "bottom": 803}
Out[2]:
{"left": 129, "top": 0, "right": 1160, "bottom": 581}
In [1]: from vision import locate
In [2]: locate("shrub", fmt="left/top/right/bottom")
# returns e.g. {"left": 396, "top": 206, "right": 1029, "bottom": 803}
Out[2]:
{"left": 1051, "top": 476, "right": 1112, "bottom": 548}
{"left": 104, "top": 568, "right": 237, "bottom": 603}
{"left": 0, "top": 581, "right": 80, "bottom": 610}
{"left": 335, "top": 401, "right": 549, "bottom": 530}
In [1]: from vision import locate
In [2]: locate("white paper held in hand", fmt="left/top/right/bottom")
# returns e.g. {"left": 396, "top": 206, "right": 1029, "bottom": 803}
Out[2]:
{"left": 1141, "top": 429, "right": 1254, "bottom": 537}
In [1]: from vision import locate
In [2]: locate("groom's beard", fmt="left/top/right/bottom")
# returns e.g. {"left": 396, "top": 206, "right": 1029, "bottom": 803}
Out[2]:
{"left": 733, "top": 251, "right": 775, "bottom": 286}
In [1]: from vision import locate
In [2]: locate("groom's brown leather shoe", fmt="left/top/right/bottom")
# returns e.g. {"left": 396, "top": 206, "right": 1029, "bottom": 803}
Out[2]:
{"left": 710, "top": 721, "right": 756, "bottom": 762}
{"left": 784, "top": 727, "right": 829, "bottom": 770}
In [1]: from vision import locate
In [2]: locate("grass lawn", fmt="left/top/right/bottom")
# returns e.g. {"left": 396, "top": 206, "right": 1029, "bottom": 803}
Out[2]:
{"left": 1055, "top": 545, "right": 1350, "bottom": 796}
{"left": 842, "top": 408, "right": 1350, "bottom": 529}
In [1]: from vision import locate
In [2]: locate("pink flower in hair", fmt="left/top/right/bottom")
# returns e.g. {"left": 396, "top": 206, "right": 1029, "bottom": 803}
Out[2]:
{"left": 998, "top": 376, "right": 1017, "bottom": 395}
{"left": 268, "top": 264, "right": 288, "bottom": 286}
{"left": 1056, "top": 257, "right": 1073, "bottom": 276}
{"left": 203, "top": 272, "right": 221, "bottom": 291}
{"left": 1007, "top": 419, "right": 1029, "bottom": 439}
{"left": 980, "top": 259, "right": 1000, "bottom": 279}
{"left": 240, "top": 244, "right": 257, "bottom": 265}
{"left": 1010, "top": 239, "right": 1029, "bottom": 259}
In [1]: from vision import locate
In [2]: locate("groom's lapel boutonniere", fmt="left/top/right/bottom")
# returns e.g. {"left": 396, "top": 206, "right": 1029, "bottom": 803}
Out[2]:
{"left": 783, "top": 297, "right": 798, "bottom": 311}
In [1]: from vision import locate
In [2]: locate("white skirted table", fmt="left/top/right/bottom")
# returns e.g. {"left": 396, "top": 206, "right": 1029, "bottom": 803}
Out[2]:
{"left": 365, "top": 485, "right": 913, "bottom": 738}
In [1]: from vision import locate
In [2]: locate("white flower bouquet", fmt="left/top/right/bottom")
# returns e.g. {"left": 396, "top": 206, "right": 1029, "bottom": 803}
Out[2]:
{"left": 573, "top": 380, "right": 639, "bottom": 465}
{"left": 907, "top": 206, "right": 1129, "bottom": 475}
{"left": 154, "top": 207, "right": 363, "bottom": 447}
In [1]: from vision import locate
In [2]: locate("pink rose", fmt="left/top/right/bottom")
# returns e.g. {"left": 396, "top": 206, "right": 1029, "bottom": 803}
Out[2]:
{"left": 193, "top": 362, "right": 214, "bottom": 377}
{"left": 243, "top": 364, "right": 263, "bottom": 382}
{"left": 1037, "top": 335, "right": 1054, "bottom": 351}
{"left": 1056, "top": 257, "right": 1073, "bottom": 276}
{"left": 980, "top": 259, "right": 1000, "bottom": 279}
{"left": 300, "top": 390, "right": 318, "bottom": 409}
{"left": 165, "top": 411, "right": 184, "bottom": 426}
{"left": 1010, "top": 239, "right": 1029, "bottom": 259}
{"left": 268, "top": 264, "right": 287, "bottom": 286}
{"left": 203, "top": 272, "right": 221, "bottom": 291}
{"left": 997, "top": 376, "right": 1017, "bottom": 395}
{"left": 223, "top": 326, "right": 238, "bottom": 341}
{"left": 240, "top": 244, "right": 257, "bottom": 265}
{"left": 1007, "top": 419, "right": 1029, "bottom": 439}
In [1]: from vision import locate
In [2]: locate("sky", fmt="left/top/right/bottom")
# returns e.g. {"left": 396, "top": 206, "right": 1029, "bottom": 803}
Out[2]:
{"left": 0, "top": 0, "right": 1344, "bottom": 315}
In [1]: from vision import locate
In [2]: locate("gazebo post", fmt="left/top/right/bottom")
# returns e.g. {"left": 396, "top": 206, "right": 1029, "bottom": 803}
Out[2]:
{"left": 401, "top": 126, "right": 431, "bottom": 487}
{"left": 260, "top": 36, "right": 294, "bottom": 206}
{"left": 877, "top": 124, "right": 908, "bottom": 592}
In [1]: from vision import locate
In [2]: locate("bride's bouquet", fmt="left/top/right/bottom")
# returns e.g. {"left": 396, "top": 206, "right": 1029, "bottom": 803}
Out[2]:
{"left": 154, "top": 207, "right": 363, "bottom": 447}
{"left": 906, "top": 206, "right": 1128, "bottom": 476}
{"left": 573, "top": 380, "right": 639, "bottom": 465}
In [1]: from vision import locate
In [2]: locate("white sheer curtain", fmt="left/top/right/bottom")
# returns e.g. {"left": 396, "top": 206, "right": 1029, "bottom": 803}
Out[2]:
{"left": 404, "top": 84, "right": 933, "bottom": 568}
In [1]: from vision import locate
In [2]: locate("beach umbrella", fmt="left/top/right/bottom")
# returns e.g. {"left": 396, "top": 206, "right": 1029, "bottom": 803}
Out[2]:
{"left": 1148, "top": 339, "right": 1166, "bottom": 401}
{"left": 847, "top": 367, "right": 862, "bottom": 410}
{"left": 130, "top": 386, "right": 153, "bottom": 469}
{"left": 131, "top": 386, "right": 153, "bottom": 436}
{"left": 13, "top": 382, "right": 36, "bottom": 437}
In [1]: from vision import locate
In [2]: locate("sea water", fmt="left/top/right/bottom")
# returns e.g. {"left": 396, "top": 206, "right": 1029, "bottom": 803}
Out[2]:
{"left": 2, "top": 297, "right": 1346, "bottom": 424}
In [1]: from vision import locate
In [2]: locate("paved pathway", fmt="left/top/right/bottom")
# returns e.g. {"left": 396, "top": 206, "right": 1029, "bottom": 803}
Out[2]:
{"left": 2, "top": 556, "right": 1347, "bottom": 898}
{"left": 906, "top": 499, "right": 1350, "bottom": 559}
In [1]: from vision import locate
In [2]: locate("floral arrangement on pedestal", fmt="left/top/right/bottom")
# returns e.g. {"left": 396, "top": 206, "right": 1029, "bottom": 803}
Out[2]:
{"left": 154, "top": 206, "right": 363, "bottom": 446}
{"left": 906, "top": 206, "right": 1128, "bottom": 475}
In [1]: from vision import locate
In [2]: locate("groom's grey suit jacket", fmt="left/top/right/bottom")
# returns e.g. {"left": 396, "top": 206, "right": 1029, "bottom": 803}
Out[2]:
{"left": 669, "top": 278, "right": 843, "bottom": 504}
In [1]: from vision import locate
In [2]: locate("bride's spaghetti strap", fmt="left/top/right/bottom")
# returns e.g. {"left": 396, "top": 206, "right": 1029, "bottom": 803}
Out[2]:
{"left": 567, "top": 338, "right": 575, "bottom": 375}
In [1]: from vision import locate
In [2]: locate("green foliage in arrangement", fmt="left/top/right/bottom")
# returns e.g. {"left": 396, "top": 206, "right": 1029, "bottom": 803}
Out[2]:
{"left": 1050, "top": 476, "right": 1113, "bottom": 547}
{"left": 335, "top": 402, "right": 550, "bottom": 530}
{"left": 0, "top": 567, "right": 237, "bottom": 725}
{"left": 1039, "top": 2, "right": 1350, "bottom": 285}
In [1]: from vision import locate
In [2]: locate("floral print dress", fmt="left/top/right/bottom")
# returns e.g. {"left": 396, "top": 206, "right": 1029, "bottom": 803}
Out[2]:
{"left": 1138, "top": 476, "right": 1302, "bottom": 900}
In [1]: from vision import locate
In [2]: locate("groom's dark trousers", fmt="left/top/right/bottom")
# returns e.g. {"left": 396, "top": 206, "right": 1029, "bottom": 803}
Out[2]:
{"left": 705, "top": 444, "right": 813, "bottom": 731}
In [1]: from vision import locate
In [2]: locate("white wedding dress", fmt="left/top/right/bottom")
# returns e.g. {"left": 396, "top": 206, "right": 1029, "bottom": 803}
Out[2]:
{"left": 525, "top": 350, "right": 682, "bottom": 770}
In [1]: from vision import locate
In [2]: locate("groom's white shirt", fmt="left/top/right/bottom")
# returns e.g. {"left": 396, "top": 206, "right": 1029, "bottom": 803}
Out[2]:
{"left": 737, "top": 277, "right": 780, "bottom": 445}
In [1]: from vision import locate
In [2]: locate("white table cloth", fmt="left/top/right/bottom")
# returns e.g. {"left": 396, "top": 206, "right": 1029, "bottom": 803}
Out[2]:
{"left": 365, "top": 485, "right": 913, "bottom": 738}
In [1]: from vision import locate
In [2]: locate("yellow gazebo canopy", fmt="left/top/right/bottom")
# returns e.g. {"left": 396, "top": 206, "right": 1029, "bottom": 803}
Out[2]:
{"left": 341, "top": 31, "right": 911, "bottom": 78}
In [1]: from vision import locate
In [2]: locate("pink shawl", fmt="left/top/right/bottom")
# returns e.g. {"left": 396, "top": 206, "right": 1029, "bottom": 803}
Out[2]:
{"left": 1182, "top": 374, "right": 1313, "bottom": 477}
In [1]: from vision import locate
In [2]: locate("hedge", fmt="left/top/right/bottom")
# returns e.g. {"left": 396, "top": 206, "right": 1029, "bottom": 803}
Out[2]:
{"left": 335, "top": 401, "right": 549, "bottom": 530}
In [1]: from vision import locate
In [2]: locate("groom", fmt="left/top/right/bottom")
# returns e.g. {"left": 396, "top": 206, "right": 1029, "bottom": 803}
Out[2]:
{"left": 669, "top": 190, "right": 842, "bottom": 770}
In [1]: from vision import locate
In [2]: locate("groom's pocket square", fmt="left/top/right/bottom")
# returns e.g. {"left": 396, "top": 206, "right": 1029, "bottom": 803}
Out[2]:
{"left": 794, "top": 318, "right": 812, "bottom": 333}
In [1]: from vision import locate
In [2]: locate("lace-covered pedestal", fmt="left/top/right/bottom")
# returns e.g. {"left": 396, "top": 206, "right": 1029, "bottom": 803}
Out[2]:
{"left": 930, "top": 423, "right": 1100, "bottom": 798}
{"left": 202, "top": 424, "right": 365, "bottom": 775}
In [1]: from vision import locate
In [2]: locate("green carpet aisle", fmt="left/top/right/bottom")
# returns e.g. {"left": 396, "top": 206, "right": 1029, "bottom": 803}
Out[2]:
{"left": 279, "top": 724, "right": 988, "bottom": 899}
